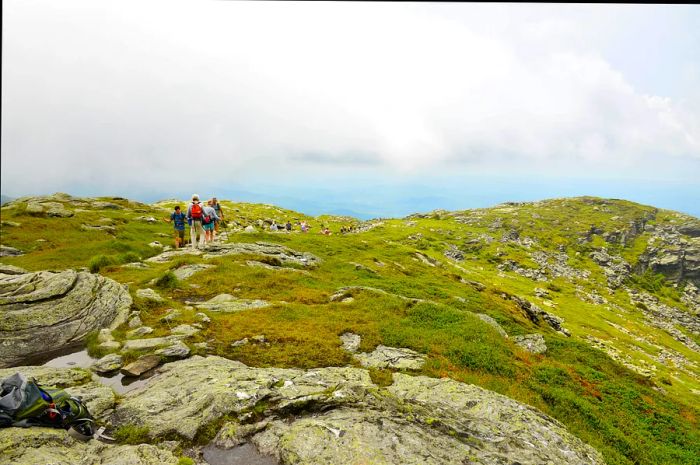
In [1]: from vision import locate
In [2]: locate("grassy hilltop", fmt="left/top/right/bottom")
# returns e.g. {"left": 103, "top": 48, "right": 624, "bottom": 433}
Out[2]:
{"left": 1, "top": 194, "right": 699, "bottom": 465}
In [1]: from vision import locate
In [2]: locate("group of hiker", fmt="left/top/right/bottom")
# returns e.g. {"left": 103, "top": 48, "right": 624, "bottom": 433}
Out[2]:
{"left": 164, "top": 194, "right": 360, "bottom": 249}
{"left": 164, "top": 194, "right": 225, "bottom": 249}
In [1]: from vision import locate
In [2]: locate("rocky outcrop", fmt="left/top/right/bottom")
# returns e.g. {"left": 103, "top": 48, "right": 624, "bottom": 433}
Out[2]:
{"left": 0, "top": 245, "right": 24, "bottom": 257}
{"left": 146, "top": 242, "right": 320, "bottom": 267}
{"left": 511, "top": 296, "right": 571, "bottom": 336}
{"left": 590, "top": 248, "right": 631, "bottom": 289}
{"left": 353, "top": 345, "right": 426, "bottom": 370}
{"left": 637, "top": 223, "right": 700, "bottom": 286}
{"left": 172, "top": 264, "right": 214, "bottom": 280}
{"left": 186, "top": 294, "right": 269, "bottom": 312}
{"left": 0, "top": 269, "right": 132, "bottom": 367}
{"left": 627, "top": 289, "right": 700, "bottom": 353}
{"left": 108, "top": 356, "right": 604, "bottom": 465}
{"left": 513, "top": 334, "right": 547, "bottom": 354}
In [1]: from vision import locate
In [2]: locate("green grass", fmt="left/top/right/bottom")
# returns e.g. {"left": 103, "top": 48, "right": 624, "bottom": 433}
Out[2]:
{"left": 2, "top": 195, "right": 699, "bottom": 465}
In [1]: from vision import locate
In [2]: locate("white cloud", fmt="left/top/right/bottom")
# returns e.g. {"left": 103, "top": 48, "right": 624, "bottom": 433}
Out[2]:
{"left": 1, "top": 1, "right": 699, "bottom": 197}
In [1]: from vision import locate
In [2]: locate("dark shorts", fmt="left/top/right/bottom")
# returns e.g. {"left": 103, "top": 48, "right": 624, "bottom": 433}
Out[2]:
{"left": 175, "top": 229, "right": 185, "bottom": 239}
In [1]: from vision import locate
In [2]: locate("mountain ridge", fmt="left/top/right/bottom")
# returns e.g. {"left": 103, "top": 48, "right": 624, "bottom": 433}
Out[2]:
{"left": 1, "top": 193, "right": 699, "bottom": 464}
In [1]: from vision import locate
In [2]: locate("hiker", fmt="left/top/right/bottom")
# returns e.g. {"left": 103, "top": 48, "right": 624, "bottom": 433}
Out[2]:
{"left": 270, "top": 221, "right": 278, "bottom": 232}
{"left": 186, "top": 194, "right": 206, "bottom": 248}
{"left": 285, "top": 221, "right": 292, "bottom": 232}
{"left": 212, "top": 197, "right": 225, "bottom": 232}
{"left": 163, "top": 205, "right": 187, "bottom": 248}
{"left": 202, "top": 200, "right": 220, "bottom": 243}
{"left": 300, "top": 221, "right": 309, "bottom": 233}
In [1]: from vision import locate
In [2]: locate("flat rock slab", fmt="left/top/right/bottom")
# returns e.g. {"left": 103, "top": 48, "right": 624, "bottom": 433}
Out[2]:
{"left": 0, "top": 245, "right": 24, "bottom": 257}
{"left": 0, "top": 264, "right": 27, "bottom": 275}
{"left": 146, "top": 242, "right": 320, "bottom": 267}
{"left": 122, "top": 336, "right": 184, "bottom": 351}
{"left": 172, "top": 264, "right": 214, "bottom": 280}
{"left": 155, "top": 341, "right": 190, "bottom": 359}
{"left": 188, "top": 294, "right": 269, "bottom": 312}
{"left": 513, "top": 334, "right": 547, "bottom": 354}
{"left": 0, "top": 269, "right": 132, "bottom": 367}
{"left": 121, "top": 355, "right": 162, "bottom": 377}
{"left": 353, "top": 345, "right": 426, "bottom": 370}
{"left": 171, "top": 324, "right": 199, "bottom": 337}
{"left": 108, "top": 356, "right": 604, "bottom": 465}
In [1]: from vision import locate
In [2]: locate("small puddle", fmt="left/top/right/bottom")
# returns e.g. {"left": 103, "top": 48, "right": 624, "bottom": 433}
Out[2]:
{"left": 42, "top": 348, "right": 153, "bottom": 394}
{"left": 202, "top": 443, "right": 279, "bottom": 465}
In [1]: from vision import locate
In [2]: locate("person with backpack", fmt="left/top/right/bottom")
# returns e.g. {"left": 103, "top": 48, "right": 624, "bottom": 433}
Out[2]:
{"left": 202, "top": 200, "right": 220, "bottom": 243}
{"left": 163, "top": 205, "right": 187, "bottom": 248}
{"left": 186, "top": 194, "right": 206, "bottom": 248}
{"left": 212, "top": 197, "right": 225, "bottom": 232}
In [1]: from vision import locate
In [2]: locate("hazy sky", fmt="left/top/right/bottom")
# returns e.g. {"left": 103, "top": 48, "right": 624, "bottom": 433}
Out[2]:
{"left": 2, "top": 1, "right": 699, "bottom": 217}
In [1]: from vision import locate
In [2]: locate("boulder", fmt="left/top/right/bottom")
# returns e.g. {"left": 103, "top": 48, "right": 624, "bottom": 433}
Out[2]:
{"left": 172, "top": 264, "right": 214, "bottom": 280}
{"left": 340, "top": 332, "right": 361, "bottom": 353}
{"left": 0, "top": 270, "right": 131, "bottom": 367}
{"left": 121, "top": 355, "right": 161, "bottom": 377}
{"left": 188, "top": 294, "right": 269, "bottom": 312}
{"left": 91, "top": 353, "right": 124, "bottom": 374}
{"left": 0, "top": 264, "right": 27, "bottom": 275}
{"left": 122, "top": 336, "right": 184, "bottom": 351}
{"left": 0, "top": 245, "right": 24, "bottom": 257}
{"left": 135, "top": 288, "right": 164, "bottom": 302}
{"left": 476, "top": 314, "right": 508, "bottom": 338}
{"left": 511, "top": 296, "right": 571, "bottom": 337}
{"left": 171, "top": 324, "right": 199, "bottom": 337}
{"left": 109, "top": 356, "right": 604, "bottom": 464}
{"left": 155, "top": 341, "right": 190, "bottom": 359}
{"left": 513, "top": 334, "right": 547, "bottom": 354}
{"left": 353, "top": 345, "right": 426, "bottom": 370}
{"left": 127, "top": 326, "right": 154, "bottom": 338}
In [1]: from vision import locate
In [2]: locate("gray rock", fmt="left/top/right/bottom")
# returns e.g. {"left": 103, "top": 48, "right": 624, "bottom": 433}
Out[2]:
{"left": 160, "top": 309, "right": 181, "bottom": 323}
{"left": 172, "top": 264, "right": 214, "bottom": 280}
{"left": 511, "top": 295, "right": 571, "bottom": 337}
{"left": 146, "top": 242, "right": 319, "bottom": 268}
{"left": 1, "top": 221, "right": 21, "bottom": 227}
{"left": 0, "top": 245, "right": 24, "bottom": 257}
{"left": 231, "top": 338, "right": 249, "bottom": 348}
{"left": 476, "top": 314, "right": 508, "bottom": 338}
{"left": 251, "top": 335, "right": 267, "bottom": 344}
{"left": 25, "top": 202, "right": 45, "bottom": 215}
{"left": 135, "top": 288, "right": 164, "bottom": 302}
{"left": 91, "top": 201, "right": 124, "bottom": 210}
{"left": 0, "top": 264, "right": 27, "bottom": 275}
{"left": 127, "top": 326, "right": 154, "bottom": 338}
{"left": 155, "top": 341, "right": 190, "bottom": 359}
{"left": 353, "top": 345, "right": 426, "bottom": 370}
{"left": 128, "top": 315, "right": 143, "bottom": 328}
{"left": 171, "top": 324, "right": 199, "bottom": 337}
{"left": 122, "top": 336, "right": 184, "bottom": 351}
{"left": 0, "top": 270, "right": 131, "bottom": 367}
{"left": 340, "top": 332, "right": 361, "bottom": 352}
{"left": 108, "top": 356, "right": 603, "bottom": 464}
{"left": 148, "top": 241, "right": 163, "bottom": 248}
{"left": 91, "top": 353, "right": 124, "bottom": 374}
{"left": 195, "top": 312, "right": 211, "bottom": 324}
{"left": 121, "top": 355, "right": 161, "bottom": 377}
{"left": 188, "top": 294, "right": 269, "bottom": 312}
{"left": 245, "top": 225, "right": 256, "bottom": 233}
{"left": 513, "top": 334, "right": 547, "bottom": 354}
{"left": 80, "top": 223, "right": 117, "bottom": 234}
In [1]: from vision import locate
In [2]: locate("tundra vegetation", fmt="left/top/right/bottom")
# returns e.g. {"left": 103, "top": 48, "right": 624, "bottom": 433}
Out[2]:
{"left": 1, "top": 194, "right": 699, "bottom": 465}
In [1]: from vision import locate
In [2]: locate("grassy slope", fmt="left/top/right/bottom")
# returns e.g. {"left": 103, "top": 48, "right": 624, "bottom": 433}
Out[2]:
{"left": 1, "top": 195, "right": 699, "bottom": 465}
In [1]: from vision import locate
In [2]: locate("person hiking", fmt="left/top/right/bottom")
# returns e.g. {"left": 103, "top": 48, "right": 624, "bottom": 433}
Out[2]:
{"left": 202, "top": 200, "right": 220, "bottom": 243}
{"left": 212, "top": 197, "right": 225, "bottom": 233}
{"left": 285, "top": 220, "right": 292, "bottom": 232}
{"left": 186, "top": 194, "right": 206, "bottom": 248}
{"left": 163, "top": 205, "right": 187, "bottom": 248}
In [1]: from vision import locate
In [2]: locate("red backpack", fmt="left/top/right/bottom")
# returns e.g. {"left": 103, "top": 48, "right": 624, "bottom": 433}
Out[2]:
{"left": 191, "top": 203, "right": 203, "bottom": 219}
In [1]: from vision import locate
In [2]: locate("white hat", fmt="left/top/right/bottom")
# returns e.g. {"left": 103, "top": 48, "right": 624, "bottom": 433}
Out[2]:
{"left": 192, "top": 194, "right": 200, "bottom": 201}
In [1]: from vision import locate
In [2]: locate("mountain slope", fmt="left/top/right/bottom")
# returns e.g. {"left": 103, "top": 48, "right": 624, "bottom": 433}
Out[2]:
{"left": 1, "top": 193, "right": 699, "bottom": 465}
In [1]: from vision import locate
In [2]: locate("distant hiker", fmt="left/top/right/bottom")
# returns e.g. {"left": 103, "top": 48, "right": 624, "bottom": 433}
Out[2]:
{"left": 186, "top": 194, "right": 206, "bottom": 248}
{"left": 270, "top": 221, "right": 278, "bottom": 232}
{"left": 301, "top": 221, "right": 309, "bottom": 233}
{"left": 285, "top": 221, "right": 292, "bottom": 232}
{"left": 163, "top": 205, "right": 186, "bottom": 248}
{"left": 212, "top": 197, "right": 225, "bottom": 232}
{"left": 202, "top": 200, "right": 220, "bottom": 243}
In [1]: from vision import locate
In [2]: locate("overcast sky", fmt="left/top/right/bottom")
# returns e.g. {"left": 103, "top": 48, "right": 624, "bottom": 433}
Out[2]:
{"left": 2, "top": 1, "right": 699, "bottom": 217}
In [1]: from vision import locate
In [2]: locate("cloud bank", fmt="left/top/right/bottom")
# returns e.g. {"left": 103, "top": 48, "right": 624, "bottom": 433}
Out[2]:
{"left": 2, "top": 1, "right": 699, "bottom": 202}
